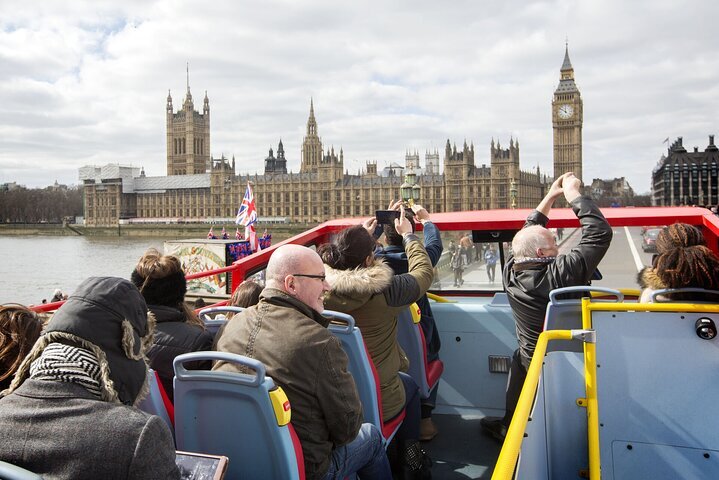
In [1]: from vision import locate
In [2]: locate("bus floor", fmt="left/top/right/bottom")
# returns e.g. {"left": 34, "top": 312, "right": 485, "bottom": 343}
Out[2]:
{"left": 422, "top": 414, "right": 501, "bottom": 479}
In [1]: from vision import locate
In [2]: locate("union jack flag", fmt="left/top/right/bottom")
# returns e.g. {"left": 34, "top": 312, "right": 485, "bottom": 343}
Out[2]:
{"left": 236, "top": 182, "right": 261, "bottom": 252}
{"left": 236, "top": 182, "right": 257, "bottom": 227}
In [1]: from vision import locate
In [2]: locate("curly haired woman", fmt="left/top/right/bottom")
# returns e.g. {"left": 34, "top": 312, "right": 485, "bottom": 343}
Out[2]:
{"left": 637, "top": 223, "right": 719, "bottom": 302}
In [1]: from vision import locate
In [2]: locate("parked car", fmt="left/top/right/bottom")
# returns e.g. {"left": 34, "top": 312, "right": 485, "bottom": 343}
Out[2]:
{"left": 642, "top": 228, "right": 662, "bottom": 252}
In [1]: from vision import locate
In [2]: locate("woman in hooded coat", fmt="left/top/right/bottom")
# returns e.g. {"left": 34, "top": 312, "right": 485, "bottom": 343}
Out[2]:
{"left": 319, "top": 210, "right": 434, "bottom": 478}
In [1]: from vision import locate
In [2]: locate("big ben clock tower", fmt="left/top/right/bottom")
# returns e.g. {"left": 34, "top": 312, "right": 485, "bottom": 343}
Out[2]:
{"left": 552, "top": 43, "right": 583, "bottom": 182}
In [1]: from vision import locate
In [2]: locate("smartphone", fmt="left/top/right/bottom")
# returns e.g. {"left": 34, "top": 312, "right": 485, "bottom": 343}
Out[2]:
{"left": 376, "top": 210, "right": 400, "bottom": 225}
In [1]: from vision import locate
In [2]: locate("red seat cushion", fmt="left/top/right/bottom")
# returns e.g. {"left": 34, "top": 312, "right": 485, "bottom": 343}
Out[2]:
{"left": 426, "top": 360, "right": 444, "bottom": 390}
{"left": 155, "top": 370, "right": 175, "bottom": 425}
{"left": 382, "top": 409, "right": 406, "bottom": 440}
{"left": 288, "top": 423, "right": 306, "bottom": 480}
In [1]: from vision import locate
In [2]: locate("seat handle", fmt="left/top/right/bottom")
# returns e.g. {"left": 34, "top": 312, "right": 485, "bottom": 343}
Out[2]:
{"left": 323, "top": 310, "right": 356, "bottom": 333}
{"left": 173, "top": 351, "right": 265, "bottom": 386}
{"left": 199, "top": 306, "right": 245, "bottom": 322}
{"left": 549, "top": 286, "right": 623, "bottom": 305}
{"left": 651, "top": 288, "right": 719, "bottom": 302}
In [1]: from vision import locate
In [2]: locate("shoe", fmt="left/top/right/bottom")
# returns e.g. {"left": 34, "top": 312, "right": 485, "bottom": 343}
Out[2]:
{"left": 419, "top": 418, "right": 438, "bottom": 442}
{"left": 480, "top": 416, "right": 507, "bottom": 443}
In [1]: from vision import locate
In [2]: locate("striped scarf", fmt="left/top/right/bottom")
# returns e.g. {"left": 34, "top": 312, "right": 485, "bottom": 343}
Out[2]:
{"left": 514, "top": 256, "right": 556, "bottom": 265}
{"left": 29, "top": 343, "right": 103, "bottom": 399}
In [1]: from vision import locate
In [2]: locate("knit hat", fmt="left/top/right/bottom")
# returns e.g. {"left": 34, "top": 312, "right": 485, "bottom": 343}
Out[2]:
{"left": 7, "top": 277, "right": 155, "bottom": 405}
{"left": 131, "top": 268, "right": 187, "bottom": 307}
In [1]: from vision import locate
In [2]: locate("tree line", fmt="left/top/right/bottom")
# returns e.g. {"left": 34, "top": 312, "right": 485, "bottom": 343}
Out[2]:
{"left": 0, "top": 186, "right": 83, "bottom": 223}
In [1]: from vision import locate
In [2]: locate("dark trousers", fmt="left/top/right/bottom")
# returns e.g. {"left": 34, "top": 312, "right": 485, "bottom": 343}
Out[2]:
{"left": 392, "top": 372, "right": 421, "bottom": 441}
{"left": 502, "top": 348, "right": 529, "bottom": 425}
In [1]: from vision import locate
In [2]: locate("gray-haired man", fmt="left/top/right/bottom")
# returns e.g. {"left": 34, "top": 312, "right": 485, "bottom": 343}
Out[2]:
{"left": 481, "top": 172, "right": 612, "bottom": 441}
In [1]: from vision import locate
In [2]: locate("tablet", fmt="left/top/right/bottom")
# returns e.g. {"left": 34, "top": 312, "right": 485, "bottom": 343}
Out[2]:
{"left": 176, "top": 451, "right": 229, "bottom": 480}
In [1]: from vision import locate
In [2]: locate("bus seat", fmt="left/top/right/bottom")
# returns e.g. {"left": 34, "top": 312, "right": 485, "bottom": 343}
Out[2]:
{"left": 517, "top": 287, "right": 621, "bottom": 479}
{"left": 136, "top": 369, "right": 175, "bottom": 439}
{"left": 544, "top": 286, "right": 623, "bottom": 353}
{"left": 593, "top": 309, "right": 719, "bottom": 479}
{"left": 324, "top": 310, "right": 405, "bottom": 445}
{"left": 396, "top": 306, "right": 444, "bottom": 400}
{"left": 0, "top": 461, "right": 43, "bottom": 480}
{"left": 198, "top": 306, "right": 243, "bottom": 337}
{"left": 173, "top": 352, "right": 304, "bottom": 480}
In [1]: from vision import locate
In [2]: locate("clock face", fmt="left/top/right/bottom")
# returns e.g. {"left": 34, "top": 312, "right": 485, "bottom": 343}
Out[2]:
{"left": 558, "top": 104, "right": 574, "bottom": 119}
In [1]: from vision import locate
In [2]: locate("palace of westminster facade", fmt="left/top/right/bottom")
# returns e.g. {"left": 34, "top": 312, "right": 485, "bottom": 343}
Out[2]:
{"left": 81, "top": 47, "right": 584, "bottom": 226}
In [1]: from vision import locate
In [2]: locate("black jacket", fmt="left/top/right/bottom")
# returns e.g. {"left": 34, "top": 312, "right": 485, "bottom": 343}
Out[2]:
{"left": 146, "top": 305, "right": 213, "bottom": 401}
{"left": 503, "top": 196, "right": 612, "bottom": 366}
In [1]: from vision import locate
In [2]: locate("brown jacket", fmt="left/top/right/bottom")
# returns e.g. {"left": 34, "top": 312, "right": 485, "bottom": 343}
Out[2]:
{"left": 323, "top": 235, "right": 433, "bottom": 419}
{"left": 213, "top": 288, "right": 362, "bottom": 480}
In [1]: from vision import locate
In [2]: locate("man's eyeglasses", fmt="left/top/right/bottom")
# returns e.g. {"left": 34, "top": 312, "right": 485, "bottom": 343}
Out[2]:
{"left": 292, "top": 273, "right": 326, "bottom": 281}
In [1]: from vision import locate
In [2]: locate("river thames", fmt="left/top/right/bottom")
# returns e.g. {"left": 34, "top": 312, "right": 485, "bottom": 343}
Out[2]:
{"left": 0, "top": 236, "right": 189, "bottom": 305}
{"left": 0, "top": 226, "right": 652, "bottom": 306}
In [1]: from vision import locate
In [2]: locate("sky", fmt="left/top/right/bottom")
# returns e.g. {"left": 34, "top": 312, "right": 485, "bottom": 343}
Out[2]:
{"left": 1, "top": 1, "right": 717, "bottom": 194}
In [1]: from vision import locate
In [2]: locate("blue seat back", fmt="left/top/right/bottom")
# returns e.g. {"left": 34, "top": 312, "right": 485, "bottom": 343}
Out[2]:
{"left": 324, "top": 310, "right": 385, "bottom": 437}
{"left": 396, "top": 307, "right": 431, "bottom": 397}
{"left": 136, "top": 368, "right": 174, "bottom": 439}
{"left": 0, "top": 462, "right": 43, "bottom": 480}
{"left": 198, "top": 306, "right": 243, "bottom": 337}
{"left": 173, "top": 352, "right": 301, "bottom": 480}
{"left": 544, "top": 286, "right": 623, "bottom": 353}
{"left": 594, "top": 309, "right": 719, "bottom": 480}
{"left": 516, "top": 287, "right": 622, "bottom": 479}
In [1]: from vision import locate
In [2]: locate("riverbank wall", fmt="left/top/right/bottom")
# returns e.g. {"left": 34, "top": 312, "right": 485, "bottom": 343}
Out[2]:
{"left": 0, "top": 223, "right": 316, "bottom": 239}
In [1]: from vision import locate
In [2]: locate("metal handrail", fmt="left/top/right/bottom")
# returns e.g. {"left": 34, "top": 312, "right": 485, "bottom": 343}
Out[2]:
{"left": 492, "top": 328, "right": 586, "bottom": 480}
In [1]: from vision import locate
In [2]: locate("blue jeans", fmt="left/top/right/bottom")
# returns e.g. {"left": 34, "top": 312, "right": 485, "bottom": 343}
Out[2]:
{"left": 323, "top": 423, "right": 392, "bottom": 480}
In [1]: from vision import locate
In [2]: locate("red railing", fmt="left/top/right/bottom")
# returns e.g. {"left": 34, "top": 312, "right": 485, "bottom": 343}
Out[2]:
{"left": 28, "top": 207, "right": 719, "bottom": 314}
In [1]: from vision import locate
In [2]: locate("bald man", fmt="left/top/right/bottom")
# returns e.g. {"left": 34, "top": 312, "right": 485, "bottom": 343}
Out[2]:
{"left": 480, "top": 173, "right": 612, "bottom": 442}
{"left": 214, "top": 245, "right": 391, "bottom": 480}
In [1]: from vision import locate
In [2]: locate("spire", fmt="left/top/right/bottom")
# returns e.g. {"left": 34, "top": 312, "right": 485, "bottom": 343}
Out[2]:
{"left": 306, "top": 98, "right": 317, "bottom": 136}
{"left": 561, "top": 41, "right": 573, "bottom": 71}
{"left": 183, "top": 63, "right": 193, "bottom": 107}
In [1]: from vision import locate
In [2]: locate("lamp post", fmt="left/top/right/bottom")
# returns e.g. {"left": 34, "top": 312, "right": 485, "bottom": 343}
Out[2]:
{"left": 401, "top": 171, "right": 420, "bottom": 206}
{"left": 510, "top": 178, "right": 518, "bottom": 209}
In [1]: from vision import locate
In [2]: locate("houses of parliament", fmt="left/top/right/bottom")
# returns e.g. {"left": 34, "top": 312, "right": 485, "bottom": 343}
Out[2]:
{"left": 81, "top": 47, "right": 583, "bottom": 226}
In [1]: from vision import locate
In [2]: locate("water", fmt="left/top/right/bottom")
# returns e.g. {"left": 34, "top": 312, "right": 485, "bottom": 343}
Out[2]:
{"left": 0, "top": 236, "right": 170, "bottom": 306}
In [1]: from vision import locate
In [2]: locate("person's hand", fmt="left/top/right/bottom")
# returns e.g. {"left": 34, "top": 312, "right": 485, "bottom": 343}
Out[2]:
{"left": 387, "top": 199, "right": 403, "bottom": 211}
{"left": 394, "top": 205, "right": 413, "bottom": 237}
{"left": 563, "top": 173, "right": 582, "bottom": 203}
{"left": 548, "top": 172, "right": 572, "bottom": 199}
{"left": 411, "top": 204, "right": 430, "bottom": 223}
{"left": 362, "top": 217, "right": 377, "bottom": 236}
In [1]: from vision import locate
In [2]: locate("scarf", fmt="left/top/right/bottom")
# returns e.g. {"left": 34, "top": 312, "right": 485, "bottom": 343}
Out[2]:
{"left": 514, "top": 256, "right": 556, "bottom": 265}
{"left": 29, "top": 343, "right": 103, "bottom": 399}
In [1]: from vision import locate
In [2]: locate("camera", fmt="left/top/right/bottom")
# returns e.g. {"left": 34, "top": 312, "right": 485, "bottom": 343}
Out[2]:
{"left": 376, "top": 210, "right": 400, "bottom": 225}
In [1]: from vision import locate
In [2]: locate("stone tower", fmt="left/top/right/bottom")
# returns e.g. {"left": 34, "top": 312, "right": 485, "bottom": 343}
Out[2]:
{"left": 425, "top": 149, "right": 440, "bottom": 175}
{"left": 552, "top": 44, "right": 583, "bottom": 182}
{"left": 166, "top": 68, "right": 210, "bottom": 176}
{"left": 405, "top": 150, "right": 420, "bottom": 172}
{"left": 301, "top": 99, "right": 323, "bottom": 173}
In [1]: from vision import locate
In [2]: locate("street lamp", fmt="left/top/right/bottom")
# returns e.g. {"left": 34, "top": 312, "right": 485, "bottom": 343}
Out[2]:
{"left": 510, "top": 178, "right": 518, "bottom": 209}
{"left": 401, "top": 172, "right": 420, "bottom": 206}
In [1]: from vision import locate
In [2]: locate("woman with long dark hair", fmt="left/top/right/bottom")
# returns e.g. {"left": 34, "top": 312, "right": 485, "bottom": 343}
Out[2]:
{"left": 0, "top": 305, "right": 44, "bottom": 391}
{"left": 318, "top": 209, "right": 433, "bottom": 478}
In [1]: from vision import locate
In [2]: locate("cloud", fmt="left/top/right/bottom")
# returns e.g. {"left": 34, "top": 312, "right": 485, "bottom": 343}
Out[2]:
{"left": 0, "top": 0, "right": 717, "bottom": 194}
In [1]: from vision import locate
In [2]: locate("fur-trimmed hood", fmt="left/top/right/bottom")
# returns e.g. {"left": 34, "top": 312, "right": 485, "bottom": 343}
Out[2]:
{"left": 324, "top": 259, "right": 394, "bottom": 308}
{"left": 4, "top": 277, "right": 155, "bottom": 406}
{"left": 637, "top": 266, "right": 666, "bottom": 291}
